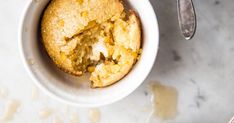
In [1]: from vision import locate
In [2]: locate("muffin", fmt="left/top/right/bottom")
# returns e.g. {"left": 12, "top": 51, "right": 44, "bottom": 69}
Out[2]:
{"left": 41, "top": 0, "right": 141, "bottom": 88}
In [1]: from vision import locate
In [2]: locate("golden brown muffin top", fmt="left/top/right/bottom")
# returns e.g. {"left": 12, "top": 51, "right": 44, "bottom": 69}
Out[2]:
{"left": 41, "top": 0, "right": 142, "bottom": 88}
{"left": 41, "top": 0, "right": 124, "bottom": 75}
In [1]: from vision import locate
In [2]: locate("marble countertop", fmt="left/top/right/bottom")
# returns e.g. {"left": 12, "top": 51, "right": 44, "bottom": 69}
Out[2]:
{"left": 1, "top": 0, "right": 234, "bottom": 123}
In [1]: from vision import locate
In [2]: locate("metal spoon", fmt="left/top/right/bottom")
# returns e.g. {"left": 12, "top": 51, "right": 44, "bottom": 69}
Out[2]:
{"left": 177, "top": 0, "right": 196, "bottom": 40}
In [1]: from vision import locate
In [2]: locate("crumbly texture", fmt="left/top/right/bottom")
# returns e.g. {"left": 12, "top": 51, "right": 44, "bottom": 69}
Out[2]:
{"left": 41, "top": 0, "right": 141, "bottom": 87}
{"left": 90, "top": 13, "right": 141, "bottom": 87}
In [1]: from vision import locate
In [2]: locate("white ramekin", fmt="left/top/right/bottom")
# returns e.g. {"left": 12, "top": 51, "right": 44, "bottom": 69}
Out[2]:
{"left": 19, "top": 0, "right": 159, "bottom": 107}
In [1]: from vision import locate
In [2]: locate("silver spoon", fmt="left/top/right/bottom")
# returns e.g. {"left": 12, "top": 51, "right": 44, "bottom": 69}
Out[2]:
{"left": 177, "top": 0, "right": 196, "bottom": 40}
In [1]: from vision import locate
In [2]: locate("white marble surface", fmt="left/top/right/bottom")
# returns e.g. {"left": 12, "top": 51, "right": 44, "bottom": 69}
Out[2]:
{"left": 1, "top": 0, "right": 234, "bottom": 123}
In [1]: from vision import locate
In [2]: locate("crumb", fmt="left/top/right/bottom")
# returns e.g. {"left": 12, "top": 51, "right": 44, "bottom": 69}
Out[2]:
{"left": 88, "top": 108, "right": 101, "bottom": 123}
{"left": 53, "top": 116, "right": 63, "bottom": 123}
{"left": 28, "top": 58, "right": 35, "bottom": 65}
{"left": 38, "top": 107, "right": 53, "bottom": 119}
{"left": 0, "top": 100, "right": 21, "bottom": 121}
{"left": 71, "top": 112, "right": 79, "bottom": 123}
{"left": 0, "top": 87, "right": 8, "bottom": 98}
{"left": 31, "top": 86, "right": 39, "bottom": 100}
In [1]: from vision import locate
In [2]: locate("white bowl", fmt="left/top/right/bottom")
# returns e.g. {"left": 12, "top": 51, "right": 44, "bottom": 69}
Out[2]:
{"left": 19, "top": 0, "right": 159, "bottom": 107}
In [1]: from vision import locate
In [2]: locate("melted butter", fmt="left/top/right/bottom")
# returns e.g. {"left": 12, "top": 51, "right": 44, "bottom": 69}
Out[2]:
{"left": 88, "top": 108, "right": 101, "bottom": 123}
{"left": 0, "top": 100, "right": 21, "bottom": 121}
{"left": 38, "top": 107, "right": 53, "bottom": 119}
{"left": 0, "top": 87, "right": 8, "bottom": 98}
{"left": 31, "top": 86, "right": 39, "bottom": 100}
{"left": 71, "top": 112, "right": 79, "bottom": 123}
{"left": 149, "top": 82, "right": 178, "bottom": 120}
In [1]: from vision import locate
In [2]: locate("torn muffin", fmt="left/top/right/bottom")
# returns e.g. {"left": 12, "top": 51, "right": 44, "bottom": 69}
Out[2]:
{"left": 41, "top": 0, "right": 141, "bottom": 88}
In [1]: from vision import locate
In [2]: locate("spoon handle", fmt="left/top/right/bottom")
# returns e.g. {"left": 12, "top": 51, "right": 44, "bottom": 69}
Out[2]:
{"left": 177, "top": 0, "right": 196, "bottom": 40}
